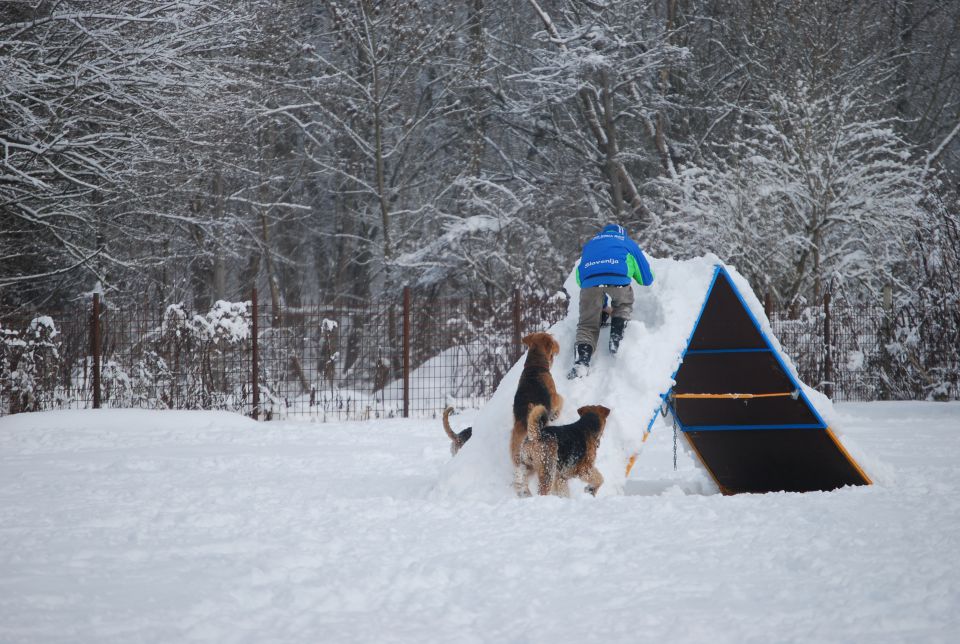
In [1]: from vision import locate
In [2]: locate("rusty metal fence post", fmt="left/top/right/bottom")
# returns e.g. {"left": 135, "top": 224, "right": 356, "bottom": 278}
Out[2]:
{"left": 251, "top": 287, "right": 260, "bottom": 420}
{"left": 879, "top": 284, "right": 893, "bottom": 400}
{"left": 512, "top": 288, "right": 522, "bottom": 363}
{"left": 823, "top": 292, "right": 833, "bottom": 399}
{"left": 403, "top": 286, "right": 411, "bottom": 418}
{"left": 91, "top": 292, "right": 102, "bottom": 409}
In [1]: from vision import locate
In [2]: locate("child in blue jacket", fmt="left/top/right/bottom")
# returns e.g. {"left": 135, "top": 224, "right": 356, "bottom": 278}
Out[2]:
{"left": 568, "top": 224, "right": 654, "bottom": 379}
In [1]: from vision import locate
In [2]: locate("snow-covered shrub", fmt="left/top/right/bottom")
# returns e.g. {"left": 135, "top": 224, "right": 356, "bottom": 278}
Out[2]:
{"left": 877, "top": 190, "right": 960, "bottom": 401}
{"left": 1, "top": 317, "right": 61, "bottom": 413}
{"left": 140, "top": 301, "right": 251, "bottom": 410}
{"left": 131, "top": 351, "right": 173, "bottom": 408}
{"left": 879, "top": 298, "right": 959, "bottom": 401}
{"left": 195, "top": 300, "right": 251, "bottom": 345}
{"left": 100, "top": 360, "right": 132, "bottom": 406}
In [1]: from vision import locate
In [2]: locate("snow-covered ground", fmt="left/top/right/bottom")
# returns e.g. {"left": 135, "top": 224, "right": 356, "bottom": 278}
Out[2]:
{"left": 1, "top": 402, "right": 959, "bottom": 643}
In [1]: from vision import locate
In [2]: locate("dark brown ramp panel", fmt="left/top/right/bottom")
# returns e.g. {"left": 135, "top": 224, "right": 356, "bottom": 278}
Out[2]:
{"left": 665, "top": 266, "right": 871, "bottom": 495}
{"left": 672, "top": 395, "right": 820, "bottom": 427}
{"left": 674, "top": 351, "right": 795, "bottom": 395}
{"left": 685, "top": 429, "right": 869, "bottom": 494}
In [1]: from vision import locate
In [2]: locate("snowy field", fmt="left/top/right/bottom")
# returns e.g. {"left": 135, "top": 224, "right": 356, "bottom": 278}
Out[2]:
{"left": 1, "top": 402, "right": 959, "bottom": 643}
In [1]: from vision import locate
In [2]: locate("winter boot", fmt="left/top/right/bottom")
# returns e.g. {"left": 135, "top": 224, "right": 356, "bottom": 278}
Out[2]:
{"left": 567, "top": 343, "right": 594, "bottom": 380}
{"left": 609, "top": 317, "right": 627, "bottom": 354}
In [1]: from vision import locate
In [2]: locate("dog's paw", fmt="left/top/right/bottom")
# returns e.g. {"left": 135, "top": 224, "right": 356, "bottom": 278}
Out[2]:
{"left": 516, "top": 487, "right": 532, "bottom": 498}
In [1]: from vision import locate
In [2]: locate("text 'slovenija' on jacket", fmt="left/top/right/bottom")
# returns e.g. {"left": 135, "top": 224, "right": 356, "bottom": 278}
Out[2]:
{"left": 575, "top": 224, "right": 655, "bottom": 289}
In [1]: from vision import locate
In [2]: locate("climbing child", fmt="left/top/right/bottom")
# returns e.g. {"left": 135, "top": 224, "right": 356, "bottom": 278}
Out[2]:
{"left": 568, "top": 223, "right": 654, "bottom": 379}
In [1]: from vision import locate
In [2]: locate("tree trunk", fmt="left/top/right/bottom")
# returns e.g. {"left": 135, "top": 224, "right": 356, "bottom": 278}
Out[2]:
{"left": 600, "top": 70, "right": 625, "bottom": 216}
{"left": 258, "top": 124, "right": 283, "bottom": 326}
{"left": 654, "top": 0, "right": 678, "bottom": 176}
{"left": 527, "top": 0, "right": 649, "bottom": 223}
{"left": 363, "top": 0, "right": 392, "bottom": 273}
{"left": 212, "top": 171, "right": 226, "bottom": 302}
{"left": 468, "top": 0, "right": 487, "bottom": 178}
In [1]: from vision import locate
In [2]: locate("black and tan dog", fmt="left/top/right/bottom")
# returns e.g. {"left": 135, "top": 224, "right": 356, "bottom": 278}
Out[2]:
{"left": 441, "top": 406, "right": 472, "bottom": 455}
{"left": 520, "top": 403, "right": 610, "bottom": 497}
{"left": 510, "top": 332, "right": 563, "bottom": 496}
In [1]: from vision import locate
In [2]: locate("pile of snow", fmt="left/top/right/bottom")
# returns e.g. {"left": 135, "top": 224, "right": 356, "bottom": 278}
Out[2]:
{"left": 435, "top": 254, "right": 841, "bottom": 500}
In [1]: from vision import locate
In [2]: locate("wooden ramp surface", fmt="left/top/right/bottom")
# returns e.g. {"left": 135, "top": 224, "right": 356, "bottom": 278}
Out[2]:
{"left": 683, "top": 428, "right": 869, "bottom": 495}
{"left": 665, "top": 267, "right": 871, "bottom": 495}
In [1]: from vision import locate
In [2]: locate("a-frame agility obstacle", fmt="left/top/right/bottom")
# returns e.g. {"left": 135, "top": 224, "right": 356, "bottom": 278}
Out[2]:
{"left": 642, "top": 265, "right": 871, "bottom": 495}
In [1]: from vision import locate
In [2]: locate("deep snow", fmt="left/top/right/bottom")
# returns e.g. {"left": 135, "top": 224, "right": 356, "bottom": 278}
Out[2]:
{"left": 1, "top": 403, "right": 959, "bottom": 643}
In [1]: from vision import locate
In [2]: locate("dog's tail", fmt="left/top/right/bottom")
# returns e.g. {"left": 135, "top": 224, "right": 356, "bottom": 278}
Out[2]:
{"left": 526, "top": 404, "right": 549, "bottom": 442}
{"left": 442, "top": 406, "right": 459, "bottom": 442}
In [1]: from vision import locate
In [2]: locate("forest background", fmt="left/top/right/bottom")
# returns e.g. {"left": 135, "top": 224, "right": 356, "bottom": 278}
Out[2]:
{"left": 1, "top": 1, "right": 959, "bottom": 402}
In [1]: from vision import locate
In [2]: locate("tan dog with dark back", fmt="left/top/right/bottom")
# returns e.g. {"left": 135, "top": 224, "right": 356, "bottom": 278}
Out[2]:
{"left": 522, "top": 404, "right": 611, "bottom": 497}
{"left": 510, "top": 332, "right": 563, "bottom": 496}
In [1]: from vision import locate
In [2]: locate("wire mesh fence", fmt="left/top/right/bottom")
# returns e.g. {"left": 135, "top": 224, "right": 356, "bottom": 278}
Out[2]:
{"left": 0, "top": 290, "right": 569, "bottom": 420}
{"left": 0, "top": 299, "right": 256, "bottom": 415}
{"left": 771, "top": 303, "right": 887, "bottom": 401}
{"left": 251, "top": 291, "right": 569, "bottom": 420}
{"left": 1, "top": 288, "right": 956, "bottom": 421}
{"left": 771, "top": 297, "right": 959, "bottom": 402}
{"left": 770, "top": 295, "right": 960, "bottom": 401}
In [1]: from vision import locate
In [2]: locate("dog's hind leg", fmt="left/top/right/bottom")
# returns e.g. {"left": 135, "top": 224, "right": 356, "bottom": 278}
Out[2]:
{"left": 536, "top": 473, "right": 551, "bottom": 496}
{"left": 536, "top": 467, "right": 554, "bottom": 496}
{"left": 511, "top": 420, "right": 535, "bottom": 497}
{"left": 552, "top": 477, "right": 571, "bottom": 498}
{"left": 582, "top": 467, "right": 604, "bottom": 496}
{"left": 510, "top": 421, "right": 527, "bottom": 465}
{"left": 536, "top": 442, "right": 559, "bottom": 495}
{"left": 513, "top": 463, "right": 533, "bottom": 497}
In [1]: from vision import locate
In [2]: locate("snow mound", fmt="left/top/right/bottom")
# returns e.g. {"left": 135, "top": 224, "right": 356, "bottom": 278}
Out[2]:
{"left": 432, "top": 254, "right": 841, "bottom": 501}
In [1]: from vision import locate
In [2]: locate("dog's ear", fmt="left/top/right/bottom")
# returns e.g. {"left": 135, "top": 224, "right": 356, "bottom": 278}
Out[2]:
{"left": 549, "top": 335, "right": 560, "bottom": 358}
{"left": 521, "top": 333, "right": 536, "bottom": 348}
{"left": 578, "top": 405, "right": 611, "bottom": 421}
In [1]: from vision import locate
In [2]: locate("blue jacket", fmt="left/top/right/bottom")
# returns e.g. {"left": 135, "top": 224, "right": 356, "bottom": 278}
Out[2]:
{"left": 576, "top": 224, "right": 654, "bottom": 288}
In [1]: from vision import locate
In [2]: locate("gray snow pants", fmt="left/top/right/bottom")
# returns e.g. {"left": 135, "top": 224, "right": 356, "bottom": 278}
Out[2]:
{"left": 576, "top": 284, "right": 634, "bottom": 351}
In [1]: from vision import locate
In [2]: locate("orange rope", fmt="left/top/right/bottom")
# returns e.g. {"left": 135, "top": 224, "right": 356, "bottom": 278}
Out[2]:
{"left": 627, "top": 391, "right": 798, "bottom": 478}
{"left": 671, "top": 391, "right": 796, "bottom": 400}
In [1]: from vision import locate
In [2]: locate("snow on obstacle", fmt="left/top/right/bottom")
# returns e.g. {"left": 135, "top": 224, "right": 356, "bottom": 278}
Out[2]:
{"left": 432, "top": 254, "right": 865, "bottom": 500}
{"left": 433, "top": 255, "right": 722, "bottom": 499}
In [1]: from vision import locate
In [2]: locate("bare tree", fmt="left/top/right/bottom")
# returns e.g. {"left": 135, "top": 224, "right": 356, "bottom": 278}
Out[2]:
{"left": 0, "top": 0, "right": 251, "bottom": 308}
{"left": 518, "top": 0, "right": 686, "bottom": 227}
